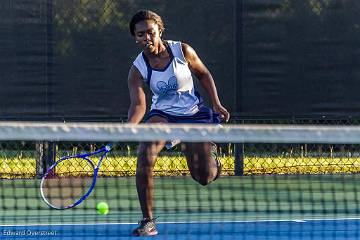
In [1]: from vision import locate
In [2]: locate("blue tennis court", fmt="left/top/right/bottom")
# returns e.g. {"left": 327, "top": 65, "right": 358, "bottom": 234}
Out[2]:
{"left": 2, "top": 219, "right": 360, "bottom": 240}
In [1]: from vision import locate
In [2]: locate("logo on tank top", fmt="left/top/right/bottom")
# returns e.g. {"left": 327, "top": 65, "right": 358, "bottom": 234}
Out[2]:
{"left": 156, "top": 76, "right": 178, "bottom": 95}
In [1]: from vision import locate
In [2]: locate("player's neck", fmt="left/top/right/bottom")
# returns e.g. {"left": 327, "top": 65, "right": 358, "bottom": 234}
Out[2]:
{"left": 145, "top": 42, "right": 167, "bottom": 59}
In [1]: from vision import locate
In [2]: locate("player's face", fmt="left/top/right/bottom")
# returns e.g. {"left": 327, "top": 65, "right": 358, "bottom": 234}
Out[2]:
{"left": 134, "top": 20, "right": 162, "bottom": 53}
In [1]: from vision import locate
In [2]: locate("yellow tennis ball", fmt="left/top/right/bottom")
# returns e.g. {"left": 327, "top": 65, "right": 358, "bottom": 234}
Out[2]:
{"left": 96, "top": 202, "right": 109, "bottom": 215}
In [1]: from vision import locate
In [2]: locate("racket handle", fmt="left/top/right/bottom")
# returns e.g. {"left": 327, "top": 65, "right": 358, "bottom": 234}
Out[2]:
{"left": 105, "top": 144, "right": 112, "bottom": 151}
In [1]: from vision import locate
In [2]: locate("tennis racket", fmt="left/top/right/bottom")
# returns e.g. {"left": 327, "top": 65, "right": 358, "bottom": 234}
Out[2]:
{"left": 40, "top": 144, "right": 111, "bottom": 210}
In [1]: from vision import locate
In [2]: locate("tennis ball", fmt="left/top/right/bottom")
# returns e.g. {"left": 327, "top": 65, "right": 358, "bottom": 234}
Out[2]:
{"left": 96, "top": 202, "right": 109, "bottom": 215}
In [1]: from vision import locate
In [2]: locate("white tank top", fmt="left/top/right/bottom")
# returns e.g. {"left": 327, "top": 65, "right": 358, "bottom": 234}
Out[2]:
{"left": 133, "top": 40, "right": 200, "bottom": 116}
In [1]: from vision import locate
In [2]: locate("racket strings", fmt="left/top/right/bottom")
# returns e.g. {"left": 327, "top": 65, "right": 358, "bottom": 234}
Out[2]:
{"left": 41, "top": 157, "right": 94, "bottom": 209}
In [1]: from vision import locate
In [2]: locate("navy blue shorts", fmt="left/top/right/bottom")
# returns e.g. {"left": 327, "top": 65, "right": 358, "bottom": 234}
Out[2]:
{"left": 144, "top": 105, "right": 221, "bottom": 124}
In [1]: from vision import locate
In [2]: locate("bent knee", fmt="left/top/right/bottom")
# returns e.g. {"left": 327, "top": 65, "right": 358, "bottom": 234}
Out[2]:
{"left": 190, "top": 164, "right": 218, "bottom": 186}
{"left": 198, "top": 177, "right": 212, "bottom": 186}
{"left": 193, "top": 173, "right": 216, "bottom": 186}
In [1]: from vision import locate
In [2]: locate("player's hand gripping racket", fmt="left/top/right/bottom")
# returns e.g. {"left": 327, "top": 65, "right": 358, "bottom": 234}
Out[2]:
{"left": 40, "top": 144, "right": 111, "bottom": 210}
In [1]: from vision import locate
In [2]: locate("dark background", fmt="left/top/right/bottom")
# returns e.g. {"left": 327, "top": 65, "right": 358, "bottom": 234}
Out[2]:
{"left": 0, "top": 0, "right": 359, "bottom": 121}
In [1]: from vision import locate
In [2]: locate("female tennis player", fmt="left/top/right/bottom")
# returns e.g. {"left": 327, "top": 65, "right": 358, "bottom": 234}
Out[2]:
{"left": 127, "top": 10, "right": 230, "bottom": 236}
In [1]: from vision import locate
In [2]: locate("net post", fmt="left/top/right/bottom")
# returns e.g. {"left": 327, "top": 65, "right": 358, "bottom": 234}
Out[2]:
{"left": 35, "top": 141, "right": 56, "bottom": 178}
{"left": 234, "top": 143, "right": 244, "bottom": 176}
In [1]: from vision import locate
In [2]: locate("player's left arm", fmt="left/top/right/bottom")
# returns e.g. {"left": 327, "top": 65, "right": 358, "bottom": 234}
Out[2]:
{"left": 182, "top": 43, "right": 230, "bottom": 122}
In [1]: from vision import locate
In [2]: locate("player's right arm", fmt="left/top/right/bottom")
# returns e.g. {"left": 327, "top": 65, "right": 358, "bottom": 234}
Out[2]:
{"left": 127, "top": 65, "right": 146, "bottom": 124}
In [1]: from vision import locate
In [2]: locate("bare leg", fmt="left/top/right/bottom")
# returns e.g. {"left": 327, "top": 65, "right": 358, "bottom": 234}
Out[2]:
{"left": 182, "top": 142, "right": 219, "bottom": 186}
{"left": 136, "top": 116, "right": 167, "bottom": 219}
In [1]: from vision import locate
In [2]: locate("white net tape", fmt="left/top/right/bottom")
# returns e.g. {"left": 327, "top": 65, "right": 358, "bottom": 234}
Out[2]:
{"left": 0, "top": 122, "right": 358, "bottom": 143}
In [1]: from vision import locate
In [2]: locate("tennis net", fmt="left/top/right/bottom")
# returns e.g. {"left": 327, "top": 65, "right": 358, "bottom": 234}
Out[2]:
{"left": 1, "top": 122, "right": 360, "bottom": 239}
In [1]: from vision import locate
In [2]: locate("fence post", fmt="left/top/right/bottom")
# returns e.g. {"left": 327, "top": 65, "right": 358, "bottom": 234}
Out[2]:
{"left": 36, "top": 141, "right": 56, "bottom": 178}
{"left": 234, "top": 143, "right": 244, "bottom": 176}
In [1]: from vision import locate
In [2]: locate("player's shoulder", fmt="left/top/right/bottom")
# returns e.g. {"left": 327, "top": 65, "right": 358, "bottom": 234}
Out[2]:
{"left": 180, "top": 42, "right": 192, "bottom": 52}
{"left": 166, "top": 40, "right": 194, "bottom": 59}
{"left": 133, "top": 51, "right": 144, "bottom": 62}
{"left": 132, "top": 52, "right": 147, "bottom": 79}
{"left": 166, "top": 40, "right": 181, "bottom": 47}
{"left": 166, "top": 40, "right": 190, "bottom": 49}
{"left": 133, "top": 51, "right": 147, "bottom": 69}
{"left": 178, "top": 42, "right": 197, "bottom": 61}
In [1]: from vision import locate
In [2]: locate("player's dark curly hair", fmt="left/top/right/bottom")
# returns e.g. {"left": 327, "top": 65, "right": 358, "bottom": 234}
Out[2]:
{"left": 129, "top": 10, "right": 165, "bottom": 36}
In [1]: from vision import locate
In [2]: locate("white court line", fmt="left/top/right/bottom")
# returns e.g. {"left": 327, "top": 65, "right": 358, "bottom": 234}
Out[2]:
{"left": 2, "top": 217, "right": 360, "bottom": 227}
